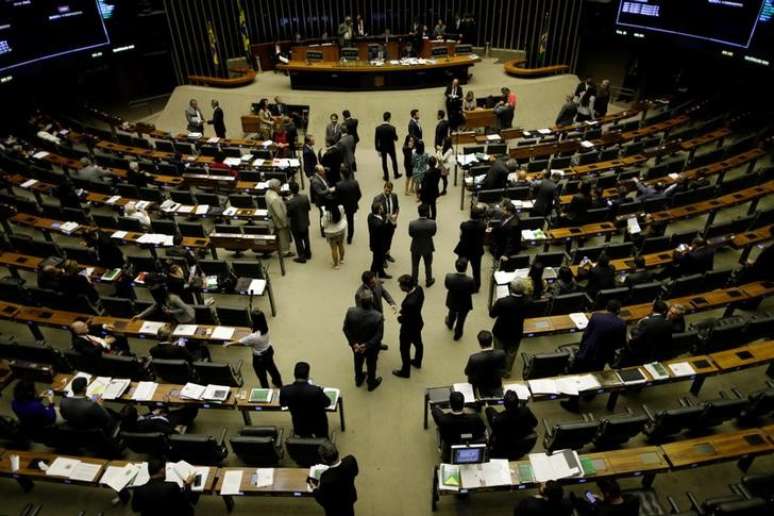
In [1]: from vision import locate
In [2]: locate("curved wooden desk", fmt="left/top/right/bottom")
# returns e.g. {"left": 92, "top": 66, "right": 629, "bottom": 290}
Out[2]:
{"left": 503, "top": 57, "right": 569, "bottom": 78}
{"left": 277, "top": 55, "right": 481, "bottom": 90}
{"left": 187, "top": 69, "right": 256, "bottom": 88}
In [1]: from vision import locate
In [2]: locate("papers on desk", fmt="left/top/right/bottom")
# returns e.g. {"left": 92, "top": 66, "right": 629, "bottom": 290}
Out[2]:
{"left": 202, "top": 384, "right": 231, "bottom": 402}
{"left": 102, "top": 379, "right": 131, "bottom": 400}
{"left": 64, "top": 373, "right": 92, "bottom": 397}
{"left": 252, "top": 158, "right": 265, "bottom": 167}
{"left": 553, "top": 374, "right": 602, "bottom": 395}
{"left": 249, "top": 388, "right": 273, "bottom": 403}
{"left": 164, "top": 460, "right": 201, "bottom": 488}
{"left": 45, "top": 457, "right": 81, "bottom": 478}
{"left": 569, "top": 313, "right": 589, "bottom": 330}
{"left": 324, "top": 387, "right": 340, "bottom": 407}
{"left": 210, "top": 326, "right": 236, "bottom": 340}
{"left": 20, "top": 179, "right": 38, "bottom": 188}
{"left": 246, "top": 279, "right": 267, "bottom": 295}
{"left": 580, "top": 140, "right": 595, "bottom": 149}
{"left": 86, "top": 376, "right": 111, "bottom": 398}
{"left": 457, "top": 154, "right": 478, "bottom": 166}
{"left": 177, "top": 205, "right": 194, "bottom": 214}
{"left": 537, "top": 128, "right": 552, "bottom": 135}
{"left": 261, "top": 140, "right": 273, "bottom": 147}
{"left": 136, "top": 233, "right": 175, "bottom": 246}
{"left": 438, "top": 464, "right": 461, "bottom": 491}
{"left": 160, "top": 200, "right": 181, "bottom": 213}
{"left": 503, "top": 383, "right": 531, "bottom": 400}
{"left": 528, "top": 450, "right": 581, "bottom": 482}
{"left": 173, "top": 324, "right": 198, "bottom": 337}
{"left": 111, "top": 230, "right": 128, "bottom": 240}
{"left": 288, "top": 158, "right": 300, "bottom": 167}
{"left": 626, "top": 217, "right": 641, "bottom": 234}
{"left": 180, "top": 382, "right": 207, "bottom": 400}
{"left": 32, "top": 151, "right": 50, "bottom": 159}
{"left": 494, "top": 269, "right": 528, "bottom": 285}
{"left": 644, "top": 362, "right": 670, "bottom": 380}
{"left": 195, "top": 204, "right": 209, "bottom": 215}
{"left": 452, "top": 383, "right": 476, "bottom": 403}
{"left": 223, "top": 206, "right": 238, "bottom": 216}
{"left": 308, "top": 464, "right": 329, "bottom": 481}
{"left": 669, "top": 172, "right": 680, "bottom": 181}
{"left": 495, "top": 285, "right": 509, "bottom": 300}
{"left": 668, "top": 361, "right": 696, "bottom": 377}
{"left": 241, "top": 153, "right": 252, "bottom": 162}
{"left": 100, "top": 268, "right": 122, "bottom": 282}
{"left": 207, "top": 137, "right": 220, "bottom": 144}
{"left": 253, "top": 468, "right": 274, "bottom": 488}
{"left": 105, "top": 195, "right": 122, "bottom": 205}
{"left": 101, "top": 463, "right": 143, "bottom": 491}
{"left": 460, "top": 459, "right": 511, "bottom": 488}
{"left": 139, "top": 321, "right": 166, "bottom": 335}
{"left": 486, "top": 134, "right": 501, "bottom": 141}
{"left": 187, "top": 132, "right": 203, "bottom": 139}
{"left": 528, "top": 378, "right": 560, "bottom": 396}
{"left": 220, "top": 470, "right": 243, "bottom": 495}
{"left": 223, "top": 157, "right": 242, "bottom": 167}
{"left": 69, "top": 461, "right": 102, "bottom": 482}
{"left": 60, "top": 221, "right": 80, "bottom": 235}
{"left": 131, "top": 381, "right": 158, "bottom": 401}
{"left": 511, "top": 199, "right": 534, "bottom": 210}
{"left": 521, "top": 229, "right": 547, "bottom": 240}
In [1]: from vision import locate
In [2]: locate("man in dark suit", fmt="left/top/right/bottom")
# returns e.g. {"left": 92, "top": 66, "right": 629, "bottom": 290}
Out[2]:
{"left": 271, "top": 96, "right": 287, "bottom": 117}
{"left": 485, "top": 389, "right": 538, "bottom": 459}
{"left": 489, "top": 279, "right": 527, "bottom": 375}
{"left": 70, "top": 320, "right": 126, "bottom": 358}
{"left": 480, "top": 157, "right": 510, "bottom": 190}
{"left": 335, "top": 167, "right": 361, "bottom": 244}
{"left": 581, "top": 253, "right": 616, "bottom": 298}
{"left": 207, "top": 100, "right": 226, "bottom": 138}
{"left": 286, "top": 181, "right": 312, "bottom": 262}
{"left": 625, "top": 300, "right": 673, "bottom": 364}
{"left": 309, "top": 443, "right": 359, "bottom": 516}
{"left": 302, "top": 135, "right": 318, "bottom": 178}
{"left": 60, "top": 376, "right": 118, "bottom": 433}
{"left": 408, "top": 109, "right": 422, "bottom": 140}
{"left": 393, "top": 275, "right": 425, "bottom": 378}
{"left": 374, "top": 112, "right": 401, "bottom": 181}
{"left": 464, "top": 330, "right": 506, "bottom": 397}
{"left": 319, "top": 140, "right": 343, "bottom": 185}
{"left": 623, "top": 256, "right": 655, "bottom": 287}
{"left": 342, "top": 110, "right": 360, "bottom": 151}
{"left": 555, "top": 95, "right": 579, "bottom": 127}
{"left": 454, "top": 204, "right": 486, "bottom": 292}
{"left": 531, "top": 171, "right": 559, "bottom": 218}
{"left": 343, "top": 290, "right": 384, "bottom": 391}
{"left": 355, "top": 271, "right": 396, "bottom": 315}
{"left": 492, "top": 201, "right": 522, "bottom": 260}
{"left": 149, "top": 327, "right": 199, "bottom": 364}
{"left": 367, "top": 202, "right": 390, "bottom": 279}
{"left": 279, "top": 362, "right": 332, "bottom": 438}
{"left": 409, "top": 203, "right": 437, "bottom": 287}
{"left": 337, "top": 125, "right": 357, "bottom": 174}
{"left": 373, "top": 182, "right": 400, "bottom": 262}
{"left": 310, "top": 165, "right": 335, "bottom": 236}
{"left": 131, "top": 458, "right": 198, "bottom": 516}
{"left": 325, "top": 113, "right": 341, "bottom": 146}
{"left": 445, "top": 257, "right": 476, "bottom": 340}
{"left": 574, "top": 77, "right": 595, "bottom": 98}
{"left": 444, "top": 78, "right": 464, "bottom": 129}
{"left": 431, "top": 391, "right": 486, "bottom": 461}
{"left": 434, "top": 109, "right": 450, "bottom": 150}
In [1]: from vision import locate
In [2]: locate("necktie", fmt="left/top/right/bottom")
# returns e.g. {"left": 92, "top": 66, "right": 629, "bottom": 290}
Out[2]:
{"left": 386, "top": 195, "right": 391, "bottom": 214}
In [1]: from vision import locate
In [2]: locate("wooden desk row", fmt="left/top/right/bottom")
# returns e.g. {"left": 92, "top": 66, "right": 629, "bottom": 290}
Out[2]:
{"left": 432, "top": 426, "right": 774, "bottom": 510}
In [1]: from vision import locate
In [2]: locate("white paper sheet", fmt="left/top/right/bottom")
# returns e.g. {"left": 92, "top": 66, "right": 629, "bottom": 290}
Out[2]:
{"left": 131, "top": 462, "right": 150, "bottom": 487}
{"left": 20, "top": 179, "right": 38, "bottom": 188}
{"left": 537, "top": 128, "right": 552, "bottom": 135}
{"left": 131, "top": 381, "right": 158, "bottom": 401}
{"left": 101, "top": 464, "right": 138, "bottom": 491}
{"left": 45, "top": 457, "right": 81, "bottom": 478}
{"left": 668, "top": 362, "right": 696, "bottom": 377}
{"left": 246, "top": 279, "right": 267, "bottom": 295}
{"left": 569, "top": 312, "right": 589, "bottom": 330}
{"left": 529, "top": 451, "right": 580, "bottom": 482}
{"left": 69, "top": 462, "right": 102, "bottom": 482}
{"left": 203, "top": 384, "right": 230, "bottom": 401}
{"left": 103, "top": 379, "right": 131, "bottom": 400}
{"left": 460, "top": 459, "right": 511, "bottom": 488}
{"left": 172, "top": 324, "right": 198, "bottom": 337}
{"left": 503, "top": 383, "right": 531, "bottom": 400}
{"left": 220, "top": 470, "right": 243, "bottom": 495}
{"left": 210, "top": 326, "right": 235, "bottom": 340}
{"left": 139, "top": 321, "right": 166, "bottom": 335}
{"left": 105, "top": 195, "right": 122, "bottom": 205}
{"left": 180, "top": 382, "right": 206, "bottom": 400}
{"left": 528, "top": 378, "right": 559, "bottom": 395}
{"left": 195, "top": 204, "right": 209, "bottom": 215}
{"left": 86, "top": 376, "right": 111, "bottom": 398}
{"left": 452, "top": 383, "right": 476, "bottom": 403}
{"left": 254, "top": 468, "right": 274, "bottom": 488}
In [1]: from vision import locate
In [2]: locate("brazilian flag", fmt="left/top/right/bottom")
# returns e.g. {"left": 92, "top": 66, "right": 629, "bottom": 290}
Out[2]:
{"left": 207, "top": 20, "right": 220, "bottom": 68}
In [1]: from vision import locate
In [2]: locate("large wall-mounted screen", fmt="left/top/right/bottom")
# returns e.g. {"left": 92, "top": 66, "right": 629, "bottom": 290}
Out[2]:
{"left": 0, "top": 0, "right": 110, "bottom": 74}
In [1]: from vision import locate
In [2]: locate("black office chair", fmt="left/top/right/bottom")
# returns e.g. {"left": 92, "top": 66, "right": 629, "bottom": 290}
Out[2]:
{"left": 179, "top": 222, "right": 208, "bottom": 238}
{"left": 498, "top": 254, "right": 530, "bottom": 271}
{"left": 699, "top": 397, "right": 748, "bottom": 429}
{"left": 740, "top": 472, "right": 774, "bottom": 501}
{"left": 98, "top": 354, "right": 150, "bottom": 381}
{"left": 216, "top": 307, "right": 252, "bottom": 327}
{"left": 643, "top": 404, "right": 704, "bottom": 442}
{"left": 193, "top": 360, "right": 244, "bottom": 387}
{"left": 139, "top": 187, "right": 164, "bottom": 203}
{"left": 604, "top": 242, "right": 634, "bottom": 259}
{"left": 154, "top": 140, "right": 175, "bottom": 152}
{"left": 746, "top": 314, "right": 774, "bottom": 342}
{"left": 128, "top": 255, "right": 160, "bottom": 274}
{"left": 170, "top": 190, "right": 196, "bottom": 205}
{"left": 120, "top": 431, "right": 170, "bottom": 457}
{"left": 669, "top": 331, "right": 701, "bottom": 358}
{"left": 703, "top": 318, "right": 748, "bottom": 353}
{"left": 549, "top": 156, "right": 572, "bottom": 170}
{"left": 199, "top": 259, "right": 232, "bottom": 278}
{"left": 46, "top": 424, "right": 125, "bottom": 458}
{"left": 116, "top": 216, "right": 145, "bottom": 231}
{"left": 229, "top": 426, "right": 284, "bottom": 466}
{"left": 702, "top": 269, "right": 732, "bottom": 291}
{"left": 705, "top": 498, "right": 768, "bottom": 515}
{"left": 593, "top": 413, "right": 649, "bottom": 450}
{"left": 628, "top": 282, "right": 663, "bottom": 305}
{"left": 62, "top": 350, "right": 99, "bottom": 376}
{"left": 101, "top": 296, "right": 136, "bottom": 318}
{"left": 285, "top": 436, "right": 334, "bottom": 467}
{"left": 151, "top": 219, "right": 179, "bottom": 236}
{"left": 0, "top": 415, "right": 31, "bottom": 450}
{"left": 195, "top": 193, "right": 221, "bottom": 207}
{"left": 668, "top": 274, "right": 705, "bottom": 297}
{"left": 60, "top": 245, "right": 100, "bottom": 266}
{"left": 490, "top": 431, "right": 538, "bottom": 461}
{"left": 150, "top": 358, "right": 196, "bottom": 384}
{"left": 232, "top": 261, "right": 268, "bottom": 280}
{"left": 543, "top": 419, "right": 600, "bottom": 454}
{"left": 549, "top": 292, "right": 591, "bottom": 315}
{"left": 92, "top": 214, "right": 118, "bottom": 229}
{"left": 521, "top": 351, "right": 571, "bottom": 380}
{"left": 572, "top": 245, "right": 607, "bottom": 264}
{"left": 638, "top": 235, "right": 672, "bottom": 254}
{"left": 595, "top": 287, "right": 630, "bottom": 309}
{"left": 229, "top": 195, "right": 256, "bottom": 209}
{"left": 522, "top": 298, "right": 550, "bottom": 318}
{"left": 193, "top": 305, "right": 219, "bottom": 325}
{"left": 168, "top": 430, "right": 229, "bottom": 465}
{"left": 534, "top": 251, "right": 567, "bottom": 268}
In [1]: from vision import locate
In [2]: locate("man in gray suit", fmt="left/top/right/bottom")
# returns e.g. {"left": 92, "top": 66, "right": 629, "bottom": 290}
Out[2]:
{"left": 60, "top": 376, "right": 118, "bottom": 432}
{"left": 76, "top": 157, "right": 112, "bottom": 183}
{"left": 325, "top": 113, "right": 342, "bottom": 146}
{"left": 266, "top": 179, "right": 292, "bottom": 257}
{"left": 409, "top": 204, "right": 437, "bottom": 287}
{"left": 286, "top": 181, "right": 312, "bottom": 262}
{"left": 185, "top": 99, "right": 204, "bottom": 133}
{"left": 343, "top": 290, "right": 384, "bottom": 391}
{"left": 337, "top": 125, "right": 357, "bottom": 173}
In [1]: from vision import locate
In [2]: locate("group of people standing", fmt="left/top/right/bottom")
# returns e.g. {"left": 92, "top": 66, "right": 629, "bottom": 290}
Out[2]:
{"left": 555, "top": 76, "right": 612, "bottom": 126}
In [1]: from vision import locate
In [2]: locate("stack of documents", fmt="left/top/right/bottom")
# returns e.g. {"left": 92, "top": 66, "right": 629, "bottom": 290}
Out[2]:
{"left": 173, "top": 325, "right": 198, "bottom": 337}
{"left": 528, "top": 378, "right": 559, "bottom": 396}
{"left": 131, "top": 381, "right": 158, "bottom": 401}
{"left": 249, "top": 388, "right": 273, "bottom": 403}
{"left": 616, "top": 368, "right": 648, "bottom": 385}
{"left": 223, "top": 206, "right": 238, "bottom": 216}
{"left": 537, "top": 128, "right": 552, "bottom": 135}
{"left": 195, "top": 205, "right": 209, "bottom": 215}
{"left": 203, "top": 384, "right": 231, "bottom": 402}
{"left": 21, "top": 179, "right": 38, "bottom": 188}
{"left": 486, "top": 134, "right": 501, "bottom": 141}
{"left": 160, "top": 200, "right": 181, "bottom": 213}
{"left": 101, "top": 462, "right": 150, "bottom": 491}
{"left": 60, "top": 221, "right": 80, "bottom": 235}
{"left": 220, "top": 470, "right": 243, "bottom": 495}
{"left": 85, "top": 376, "right": 111, "bottom": 398}
{"left": 105, "top": 195, "right": 122, "bottom": 205}
{"left": 136, "top": 233, "right": 175, "bottom": 246}
{"left": 139, "top": 321, "right": 166, "bottom": 335}
{"left": 528, "top": 450, "right": 582, "bottom": 482}
{"left": 180, "top": 383, "right": 207, "bottom": 400}
{"left": 253, "top": 468, "right": 274, "bottom": 488}
{"left": 521, "top": 229, "right": 547, "bottom": 240}
{"left": 210, "top": 326, "right": 235, "bottom": 340}
{"left": 460, "top": 459, "right": 511, "bottom": 488}
{"left": 668, "top": 362, "right": 696, "bottom": 377}
{"left": 111, "top": 230, "right": 128, "bottom": 240}
{"left": 245, "top": 279, "right": 267, "bottom": 295}
{"left": 100, "top": 268, "right": 122, "bottom": 282}
{"left": 223, "top": 157, "right": 242, "bottom": 167}
{"left": 45, "top": 458, "right": 101, "bottom": 482}
{"left": 438, "top": 464, "right": 460, "bottom": 491}
{"left": 452, "top": 383, "right": 476, "bottom": 403}
{"left": 457, "top": 154, "right": 478, "bottom": 166}
{"left": 643, "top": 362, "right": 670, "bottom": 380}
{"left": 580, "top": 140, "right": 595, "bottom": 149}
{"left": 102, "top": 379, "right": 131, "bottom": 400}
{"left": 569, "top": 313, "right": 589, "bottom": 330}
{"left": 166, "top": 460, "right": 210, "bottom": 491}
{"left": 627, "top": 217, "right": 642, "bottom": 234}
{"left": 32, "top": 151, "right": 50, "bottom": 159}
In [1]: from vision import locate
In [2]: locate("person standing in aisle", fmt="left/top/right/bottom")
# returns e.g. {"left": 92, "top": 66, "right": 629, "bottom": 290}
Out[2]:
{"left": 375, "top": 112, "right": 402, "bottom": 181}
{"left": 392, "top": 274, "right": 424, "bottom": 378}
{"left": 223, "top": 310, "right": 283, "bottom": 388}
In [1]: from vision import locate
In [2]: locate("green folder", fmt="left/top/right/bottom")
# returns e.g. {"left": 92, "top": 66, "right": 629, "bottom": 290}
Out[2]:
{"left": 581, "top": 457, "right": 596, "bottom": 476}
{"left": 441, "top": 464, "right": 460, "bottom": 487}
{"left": 517, "top": 463, "right": 534, "bottom": 483}
{"left": 249, "top": 388, "right": 271, "bottom": 403}
{"left": 323, "top": 388, "right": 339, "bottom": 406}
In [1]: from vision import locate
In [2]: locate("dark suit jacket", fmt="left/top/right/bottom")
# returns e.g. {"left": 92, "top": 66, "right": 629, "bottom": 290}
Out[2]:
{"left": 444, "top": 84, "right": 464, "bottom": 101}
{"left": 303, "top": 145, "right": 318, "bottom": 177}
{"left": 149, "top": 343, "right": 196, "bottom": 364}
{"left": 419, "top": 167, "right": 441, "bottom": 203}
{"left": 398, "top": 287, "right": 424, "bottom": 333}
{"left": 624, "top": 269, "right": 655, "bottom": 287}
{"left": 454, "top": 219, "right": 486, "bottom": 258}
{"left": 343, "top": 117, "right": 359, "bottom": 144}
{"left": 310, "top": 174, "right": 332, "bottom": 206}
{"left": 574, "top": 312, "right": 627, "bottom": 370}
{"left": 279, "top": 380, "right": 332, "bottom": 437}
{"left": 514, "top": 496, "right": 573, "bottom": 516}
{"left": 131, "top": 478, "right": 195, "bottom": 516}
{"left": 286, "top": 193, "right": 311, "bottom": 233}
{"left": 585, "top": 264, "right": 617, "bottom": 297}
{"left": 489, "top": 405, "right": 538, "bottom": 453}
{"left": 367, "top": 214, "right": 387, "bottom": 253}
{"left": 373, "top": 192, "right": 399, "bottom": 218}
{"left": 489, "top": 294, "right": 526, "bottom": 343}
{"left": 209, "top": 107, "right": 225, "bottom": 136}
{"left": 337, "top": 134, "right": 356, "bottom": 170}
{"left": 319, "top": 145, "right": 342, "bottom": 184}
{"left": 60, "top": 396, "right": 115, "bottom": 432}
{"left": 374, "top": 123, "right": 398, "bottom": 153}
{"left": 628, "top": 313, "right": 673, "bottom": 362}
{"left": 464, "top": 349, "right": 506, "bottom": 396}
{"left": 749, "top": 243, "right": 774, "bottom": 281}
{"left": 335, "top": 178, "right": 362, "bottom": 212}
{"left": 72, "top": 333, "right": 105, "bottom": 360}
{"left": 531, "top": 178, "right": 557, "bottom": 217}
{"left": 434, "top": 119, "right": 450, "bottom": 148}
{"left": 492, "top": 215, "right": 522, "bottom": 258}
{"left": 555, "top": 101, "right": 578, "bottom": 127}
{"left": 431, "top": 407, "right": 486, "bottom": 446}
{"left": 408, "top": 118, "right": 423, "bottom": 140}
{"left": 445, "top": 272, "right": 475, "bottom": 311}
{"left": 409, "top": 217, "right": 437, "bottom": 255}
{"left": 343, "top": 306, "right": 384, "bottom": 352}
{"left": 481, "top": 159, "right": 509, "bottom": 190}
{"left": 314, "top": 456, "right": 358, "bottom": 516}
{"left": 355, "top": 282, "right": 395, "bottom": 315}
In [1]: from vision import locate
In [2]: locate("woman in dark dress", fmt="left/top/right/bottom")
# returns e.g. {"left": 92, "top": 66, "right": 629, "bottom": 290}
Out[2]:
{"left": 402, "top": 134, "right": 415, "bottom": 196}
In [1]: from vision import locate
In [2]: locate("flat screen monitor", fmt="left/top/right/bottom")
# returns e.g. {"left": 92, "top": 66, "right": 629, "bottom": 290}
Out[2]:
{"left": 341, "top": 48, "right": 359, "bottom": 61}
{"left": 431, "top": 46, "right": 449, "bottom": 57}
{"left": 450, "top": 444, "right": 487, "bottom": 465}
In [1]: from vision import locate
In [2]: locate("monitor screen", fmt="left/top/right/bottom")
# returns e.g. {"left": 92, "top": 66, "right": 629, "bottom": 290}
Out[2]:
{"left": 0, "top": 0, "right": 110, "bottom": 74}
{"left": 451, "top": 444, "right": 487, "bottom": 465}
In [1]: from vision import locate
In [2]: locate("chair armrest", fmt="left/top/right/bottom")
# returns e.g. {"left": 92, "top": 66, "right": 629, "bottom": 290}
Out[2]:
{"left": 766, "top": 379, "right": 774, "bottom": 388}
{"left": 730, "top": 387, "right": 745, "bottom": 399}
{"left": 328, "top": 431, "right": 336, "bottom": 445}
{"left": 275, "top": 427, "right": 285, "bottom": 449}
{"left": 542, "top": 418, "right": 552, "bottom": 436}
{"left": 234, "top": 359, "right": 243, "bottom": 373}
{"left": 216, "top": 428, "right": 227, "bottom": 445}
{"left": 686, "top": 491, "right": 704, "bottom": 514}
{"left": 667, "top": 496, "right": 681, "bottom": 513}
{"left": 642, "top": 404, "right": 654, "bottom": 420}
{"left": 679, "top": 396, "right": 694, "bottom": 407}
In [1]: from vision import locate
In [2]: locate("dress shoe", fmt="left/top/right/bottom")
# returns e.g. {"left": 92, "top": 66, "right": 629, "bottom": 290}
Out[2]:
{"left": 385, "top": 254, "right": 395, "bottom": 263}
{"left": 380, "top": 344, "right": 389, "bottom": 351}
{"left": 355, "top": 376, "right": 365, "bottom": 387}
{"left": 444, "top": 317, "right": 453, "bottom": 330}
{"left": 392, "top": 369, "right": 410, "bottom": 378}
{"left": 453, "top": 332, "right": 463, "bottom": 341}
{"left": 440, "top": 190, "right": 447, "bottom": 196}
{"left": 283, "top": 251, "right": 295, "bottom": 258}
{"left": 394, "top": 173, "right": 403, "bottom": 179}
{"left": 411, "top": 360, "right": 422, "bottom": 369}
{"left": 367, "top": 377, "right": 383, "bottom": 391}
{"left": 380, "top": 273, "right": 392, "bottom": 279}
{"left": 426, "top": 278, "right": 435, "bottom": 288}
{"left": 293, "top": 258, "right": 306, "bottom": 263}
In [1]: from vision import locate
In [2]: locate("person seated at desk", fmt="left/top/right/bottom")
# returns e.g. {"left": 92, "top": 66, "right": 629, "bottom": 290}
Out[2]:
{"left": 515, "top": 480, "right": 573, "bottom": 516}
{"left": 572, "top": 478, "right": 640, "bottom": 516}
{"left": 526, "top": 261, "right": 547, "bottom": 299}
{"left": 123, "top": 201, "right": 151, "bottom": 229}
{"left": 126, "top": 161, "right": 152, "bottom": 189}
{"left": 134, "top": 283, "right": 196, "bottom": 324}
{"left": 622, "top": 255, "right": 656, "bottom": 287}
{"left": 578, "top": 253, "right": 616, "bottom": 299}
{"left": 308, "top": 442, "right": 359, "bottom": 516}
{"left": 486, "top": 389, "right": 537, "bottom": 459}
{"left": 61, "top": 259, "right": 100, "bottom": 305}
{"left": 667, "top": 303, "right": 687, "bottom": 333}
{"left": 551, "top": 266, "right": 579, "bottom": 296}
{"left": 620, "top": 300, "right": 672, "bottom": 366}
{"left": 70, "top": 320, "right": 129, "bottom": 358}
{"left": 37, "top": 263, "right": 64, "bottom": 290}
{"left": 739, "top": 231, "right": 774, "bottom": 282}
{"left": 431, "top": 391, "right": 487, "bottom": 460}
{"left": 401, "top": 41, "right": 418, "bottom": 58}
{"left": 279, "top": 362, "right": 332, "bottom": 438}
{"left": 465, "top": 330, "right": 506, "bottom": 397}
{"left": 131, "top": 458, "right": 198, "bottom": 516}
{"left": 82, "top": 228, "right": 125, "bottom": 269}
{"left": 12, "top": 380, "right": 57, "bottom": 430}
{"left": 161, "top": 257, "right": 201, "bottom": 305}
{"left": 433, "top": 19, "right": 447, "bottom": 39}
{"left": 120, "top": 404, "right": 198, "bottom": 435}
{"left": 60, "top": 376, "right": 119, "bottom": 433}
{"left": 559, "top": 180, "right": 593, "bottom": 225}
{"left": 207, "top": 150, "right": 233, "bottom": 175}
{"left": 480, "top": 157, "right": 512, "bottom": 190}
{"left": 463, "top": 91, "right": 477, "bottom": 112}
{"left": 150, "top": 326, "right": 210, "bottom": 363}
{"left": 76, "top": 157, "right": 112, "bottom": 183}
{"left": 55, "top": 178, "right": 83, "bottom": 209}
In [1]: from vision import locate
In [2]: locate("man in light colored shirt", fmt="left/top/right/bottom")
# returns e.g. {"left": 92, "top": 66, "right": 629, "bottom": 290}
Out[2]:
{"left": 266, "top": 178, "right": 292, "bottom": 257}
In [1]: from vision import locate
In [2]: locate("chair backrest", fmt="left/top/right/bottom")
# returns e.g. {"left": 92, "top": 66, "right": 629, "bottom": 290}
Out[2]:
{"left": 740, "top": 472, "right": 774, "bottom": 501}
{"left": 92, "top": 214, "right": 118, "bottom": 228}
{"left": 128, "top": 255, "right": 160, "bottom": 274}
{"left": 216, "top": 307, "right": 252, "bottom": 327}
{"left": 522, "top": 298, "right": 550, "bottom": 318}
{"left": 115, "top": 183, "right": 140, "bottom": 198}
{"left": 60, "top": 245, "right": 100, "bottom": 266}
{"left": 170, "top": 190, "right": 196, "bottom": 205}
{"left": 285, "top": 437, "right": 331, "bottom": 467}
{"left": 702, "top": 269, "right": 732, "bottom": 291}
{"left": 498, "top": 255, "right": 530, "bottom": 272}
{"left": 534, "top": 251, "right": 566, "bottom": 268}
{"left": 544, "top": 421, "right": 600, "bottom": 453}
{"left": 150, "top": 358, "right": 195, "bottom": 384}
{"left": 572, "top": 245, "right": 607, "bottom": 264}
{"left": 700, "top": 398, "right": 748, "bottom": 428}
{"left": 550, "top": 292, "right": 590, "bottom": 315}
{"left": 168, "top": 433, "right": 227, "bottom": 465}
{"left": 199, "top": 260, "right": 232, "bottom": 277}
{"left": 741, "top": 388, "right": 774, "bottom": 422}
{"left": 639, "top": 235, "right": 672, "bottom": 254}
{"left": 628, "top": 282, "right": 663, "bottom": 305}
{"left": 645, "top": 406, "right": 704, "bottom": 441}
{"left": 151, "top": 219, "right": 179, "bottom": 236}
{"left": 193, "top": 361, "right": 243, "bottom": 387}
{"left": 178, "top": 222, "right": 208, "bottom": 238}
{"left": 670, "top": 331, "right": 700, "bottom": 358}
{"left": 668, "top": 274, "right": 705, "bottom": 297}
{"left": 594, "top": 414, "right": 648, "bottom": 449}
{"left": 139, "top": 187, "right": 164, "bottom": 203}
{"left": 120, "top": 431, "right": 170, "bottom": 456}
{"left": 704, "top": 318, "right": 748, "bottom": 353}
{"left": 746, "top": 314, "right": 774, "bottom": 342}
{"left": 193, "top": 305, "right": 219, "bottom": 325}
{"left": 101, "top": 296, "right": 136, "bottom": 318}
{"left": 231, "top": 261, "right": 266, "bottom": 279}
{"left": 712, "top": 497, "right": 768, "bottom": 515}
{"left": 522, "top": 351, "right": 571, "bottom": 380}
{"left": 229, "top": 195, "right": 256, "bottom": 209}
{"left": 98, "top": 354, "right": 149, "bottom": 381}
{"left": 230, "top": 429, "right": 282, "bottom": 466}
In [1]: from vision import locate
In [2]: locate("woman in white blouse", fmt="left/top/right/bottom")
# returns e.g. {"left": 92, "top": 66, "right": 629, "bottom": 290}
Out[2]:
{"left": 224, "top": 309, "right": 283, "bottom": 388}
{"left": 321, "top": 197, "right": 348, "bottom": 269}
{"left": 437, "top": 135, "right": 455, "bottom": 196}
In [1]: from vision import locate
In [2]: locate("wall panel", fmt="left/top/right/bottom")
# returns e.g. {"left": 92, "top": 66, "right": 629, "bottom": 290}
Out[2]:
{"left": 162, "top": 0, "right": 582, "bottom": 82}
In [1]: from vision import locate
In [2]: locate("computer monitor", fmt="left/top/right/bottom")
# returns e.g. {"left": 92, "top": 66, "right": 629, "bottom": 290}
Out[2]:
{"left": 450, "top": 444, "right": 487, "bottom": 465}
{"left": 431, "top": 46, "right": 449, "bottom": 58}
{"left": 341, "top": 48, "right": 359, "bottom": 61}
